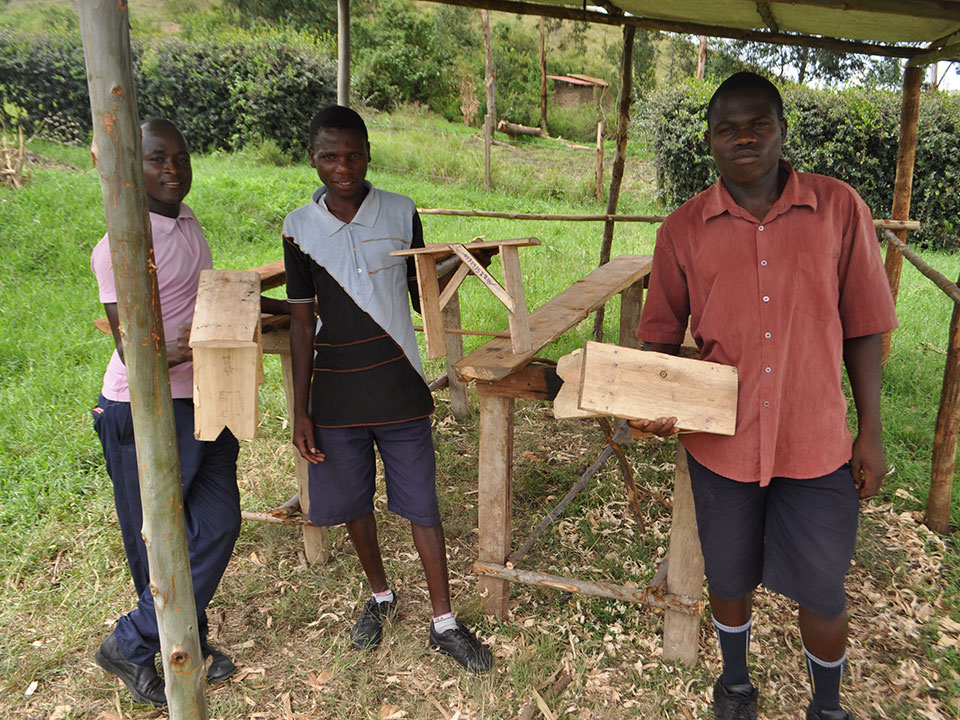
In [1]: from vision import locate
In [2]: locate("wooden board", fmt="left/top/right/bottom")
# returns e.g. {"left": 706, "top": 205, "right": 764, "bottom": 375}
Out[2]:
{"left": 390, "top": 237, "right": 540, "bottom": 258}
{"left": 456, "top": 254, "right": 652, "bottom": 382}
{"left": 553, "top": 349, "right": 601, "bottom": 419}
{"left": 190, "top": 270, "right": 262, "bottom": 441}
{"left": 577, "top": 341, "right": 737, "bottom": 435}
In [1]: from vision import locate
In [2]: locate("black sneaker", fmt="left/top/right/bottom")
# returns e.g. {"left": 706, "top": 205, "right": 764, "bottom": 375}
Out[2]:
{"left": 806, "top": 704, "right": 854, "bottom": 720}
{"left": 713, "top": 677, "right": 758, "bottom": 720}
{"left": 94, "top": 631, "right": 167, "bottom": 707}
{"left": 202, "top": 644, "right": 237, "bottom": 685}
{"left": 350, "top": 595, "right": 398, "bottom": 650}
{"left": 428, "top": 621, "right": 494, "bottom": 674}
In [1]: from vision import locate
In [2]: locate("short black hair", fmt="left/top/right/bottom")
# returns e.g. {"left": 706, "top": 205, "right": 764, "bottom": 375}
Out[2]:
{"left": 706, "top": 72, "right": 783, "bottom": 128}
{"left": 140, "top": 117, "right": 189, "bottom": 151}
{"left": 308, "top": 105, "right": 368, "bottom": 146}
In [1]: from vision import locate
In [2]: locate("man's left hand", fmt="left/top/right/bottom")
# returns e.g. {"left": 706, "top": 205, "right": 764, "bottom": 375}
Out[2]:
{"left": 850, "top": 431, "right": 886, "bottom": 499}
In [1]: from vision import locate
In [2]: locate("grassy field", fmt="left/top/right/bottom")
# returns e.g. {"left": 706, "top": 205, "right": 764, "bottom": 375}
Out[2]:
{"left": 1, "top": 107, "right": 959, "bottom": 719}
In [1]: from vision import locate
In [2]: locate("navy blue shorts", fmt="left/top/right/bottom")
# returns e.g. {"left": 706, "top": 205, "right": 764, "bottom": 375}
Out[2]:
{"left": 687, "top": 452, "right": 859, "bottom": 619}
{"left": 307, "top": 417, "right": 440, "bottom": 527}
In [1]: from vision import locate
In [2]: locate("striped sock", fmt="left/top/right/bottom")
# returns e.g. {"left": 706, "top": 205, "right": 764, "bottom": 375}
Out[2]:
{"left": 432, "top": 612, "right": 457, "bottom": 634}
{"left": 713, "top": 614, "right": 752, "bottom": 687}
{"left": 804, "top": 645, "right": 845, "bottom": 712}
{"left": 372, "top": 588, "right": 395, "bottom": 604}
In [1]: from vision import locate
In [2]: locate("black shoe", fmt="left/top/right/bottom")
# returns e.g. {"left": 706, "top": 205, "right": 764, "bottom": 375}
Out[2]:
{"left": 94, "top": 632, "right": 167, "bottom": 707}
{"left": 806, "top": 704, "right": 854, "bottom": 720}
{"left": 350, "top": 595, "right": 398, "bottom": 650}
{"left": 713, "top": 677, "right": 758, "bottom": 720}
{"left": 202, "top": 644, "right": 237, "bottom": 685}
{"left": 428, "top": 621, "right": 494, "bottom": 674}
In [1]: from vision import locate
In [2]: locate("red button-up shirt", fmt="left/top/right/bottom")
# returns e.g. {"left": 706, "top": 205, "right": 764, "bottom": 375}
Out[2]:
{"left": 639, "top": 163, "right": 898, "bottom": 485}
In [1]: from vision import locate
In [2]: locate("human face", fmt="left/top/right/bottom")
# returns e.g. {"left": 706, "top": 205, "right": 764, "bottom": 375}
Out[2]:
{"left": 141, "top": 124, "right": 191, "bottom": 218}
{"left": 309, "top": 127, "right": 370, "bottom": 205}
{"left": 706, "top": 88, "right": 786, "bottom": 189}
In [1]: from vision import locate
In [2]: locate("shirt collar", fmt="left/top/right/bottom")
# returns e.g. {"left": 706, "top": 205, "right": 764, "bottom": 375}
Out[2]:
{"left": 310, "top": 181, "right": 380, "bottom": 234}
{"left": 701, "top": 161, "right": 818, "bottom": 223}
{"left": 149, "top": 202, "right": 195, "bottom": 236}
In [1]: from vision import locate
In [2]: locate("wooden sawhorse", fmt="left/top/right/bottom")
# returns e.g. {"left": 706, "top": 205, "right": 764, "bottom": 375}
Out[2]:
{"left": 454, "top": 254, "right": 705, "bottom": 665}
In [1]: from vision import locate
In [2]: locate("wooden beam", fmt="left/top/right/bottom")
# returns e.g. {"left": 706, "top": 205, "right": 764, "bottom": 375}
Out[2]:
{"left": 907, "top": 41, "right": 960, "bottom": 67}
{"left": 450, "top": 244, "right": 515, "bottom": 312}
{"left": 76, "top": 1, "right": 208, "bottom": 713}
{"left": 414, "top": 254, "right": 446, "bottom": 359}
{"left": 337, "top": 0, "right": 350, "bottom": 105}
{"left": 884, "top": 230, "right": 960, "bottom": 305}
{"left": 437, "top": 261, "right": 470, "bottom": 311}
{"left": 593, "top": 24, "right": 634, "bottom": 343}
{"left": 476, "top": 363, "right": 562, "bottom": 401}
{"left": 500, "top": 244, "right": 532, "bottom": 354}
{"left": 927, "top": 272, "right": 960, "bottom": 534}
{"left": 662, "top": 448, "right": 705, "bottom": 664}
{"left": 756, "top": 1, "right": 780, "bottom": 33}
{"left": 431, "top": 0, "right": 924, "bottom": 59}
{"left": 883, "top": 65, "right": 924, "bottom": 364}
{"left": 457, "top": 254, "right": 652, "bottom": 382}
{"left": 477, "top": 394, "right": 514, "bottom": 618}
{"left": 442, "top": 295, "right": 470, "bottom": 420}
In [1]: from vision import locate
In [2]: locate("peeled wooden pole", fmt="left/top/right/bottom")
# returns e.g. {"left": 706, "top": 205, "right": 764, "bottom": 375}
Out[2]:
{"left": 481, "top": 9, "right": 496, "bottom": 189}
{"left": 926, "top": 273, "right": 960, "bottom": 534}
{"left": 337, "top": 0, "right": 350, "bottom": 106}
{"left": 592, "top": 25, "right": 635, "bottom": 343}
{"left": 539, "top": 16, "right": 548, "bottom": 131}
{"left": 76, "top": 2, "right": 206, "bottom": 715}
{"left": 882, "top": 65, "right": 923, "bottom": 363}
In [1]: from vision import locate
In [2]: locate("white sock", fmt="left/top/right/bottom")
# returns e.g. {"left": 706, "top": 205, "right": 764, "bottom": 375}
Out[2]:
{"left": 432, "top": 612, "right": 457, "bottom": 633}
{"left": 372, "top": 588, "right": 395, "bottom": 604}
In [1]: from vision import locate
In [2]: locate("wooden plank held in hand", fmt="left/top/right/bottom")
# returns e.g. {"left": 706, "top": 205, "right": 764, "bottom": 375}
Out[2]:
{"left": 553, "top": 349, "right": 601, "bottom": 419}
{"left": 577, "top": 341, "right": 737, "bottom": 435}
{"left": 189, "top": 269, "right": 262, "bottom": 441}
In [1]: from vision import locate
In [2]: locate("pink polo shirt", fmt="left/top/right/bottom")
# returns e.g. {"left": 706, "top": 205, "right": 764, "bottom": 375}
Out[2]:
{"left": 91, "top": 203, "right": 212, "bottom": 402}
{"left": 639, "top": 163, "right": 898, "bottom": 485}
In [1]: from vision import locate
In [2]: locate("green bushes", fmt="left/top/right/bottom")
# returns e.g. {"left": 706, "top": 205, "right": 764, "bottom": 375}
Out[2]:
{"left": 0, "top": 26, "right": 335, "bottom": 151}
{"left": 643, "top": 80, "right": 960, "bottom": 250}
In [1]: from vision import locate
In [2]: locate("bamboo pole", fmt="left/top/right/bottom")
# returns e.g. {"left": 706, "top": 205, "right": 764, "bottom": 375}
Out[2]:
{"left": 926, "top": 273, "right": 960, "bottom": 534}
{"left": 481, "top": 9, "right": 496, "bottom": 190}
{"left": 337, "top": 0, "right": 350, "bottom": 106}
{"left": 76, "top": 2, "right": 206, "bottom": 716}
{"left": 882, "top": 65, "right": 923, "bottom": 364}
{"left": 539, "top": 16, "right": 548, "bottom": 132}
{"left": 592, "top": 25, "right": 634, "bottom": 343}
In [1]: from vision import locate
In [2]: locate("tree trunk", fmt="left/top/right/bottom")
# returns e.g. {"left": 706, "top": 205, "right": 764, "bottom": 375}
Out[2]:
{"left": 481, "top": 9, "right": 496, "bottom": 190}
{"left": 539, "top": 17, "right": 548, "bottom": 131}
{"left": 76, "top": 1, "right": 207, "bottom": 716}
{"left": 337, "top": 0, "right": 350, "bottom": 106}
{"left": 592, "top": 25, "right": 634, "bottom": 342}
{"left": 696, "top": 36, "right": 707, "bottom": 79}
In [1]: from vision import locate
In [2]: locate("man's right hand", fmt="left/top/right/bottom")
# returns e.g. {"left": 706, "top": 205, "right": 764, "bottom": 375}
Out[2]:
{"left": 293, "top": 411, "right": 325, "bottom": 464}
{"left": 628, "top": 416, "right": 680, "bottom": 437}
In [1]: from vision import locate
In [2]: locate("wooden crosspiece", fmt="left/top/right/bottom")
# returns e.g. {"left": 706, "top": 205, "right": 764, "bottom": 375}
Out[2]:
{"left": 391, "top": 237, "right": 540, "bottom": 359}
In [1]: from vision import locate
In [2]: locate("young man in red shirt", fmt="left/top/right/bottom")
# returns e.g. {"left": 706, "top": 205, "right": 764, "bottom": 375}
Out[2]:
{"left": 632, "top": 72, "right": 896, "bottom": 720}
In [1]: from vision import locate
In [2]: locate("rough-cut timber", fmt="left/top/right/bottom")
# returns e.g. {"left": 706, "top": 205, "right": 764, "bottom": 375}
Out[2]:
{"left": 477, "top": 393, "right": 514, "bottom": 617}
{"left": 457, "top": 254, "right": 652, "bottom": 382}
{"left": 662, "top": 448, "right": 705, "bottom": 665}
{"left": 76, "top": 1, "right": 207, "bottom": 714}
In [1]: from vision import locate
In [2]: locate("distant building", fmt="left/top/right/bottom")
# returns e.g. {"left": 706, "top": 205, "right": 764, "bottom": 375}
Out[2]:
{"left": 547, "top": 74, "right": 611, "bottom": 108}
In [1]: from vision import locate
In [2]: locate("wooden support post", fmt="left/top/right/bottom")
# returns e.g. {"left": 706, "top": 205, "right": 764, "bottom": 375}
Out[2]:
{"left": 76, "top": 2, "right": 207, "bottom": 715}
{"left": 500, "top": 244, "right": 532, "bottom": 354}
{"left": 618, "top": 279, "right": 644, "bottom": 350}
{"left": 592, "top": 25, "right": 635, "bottom": 343}
{"left": 882, "top": 65, "right": 923, "bottom": 364}
{"left": 481, "top": 9, "right": 496, "bottom": 190}
{"left": 414, "top": 254, "right": 445, "bottom": 359}
{"left": 337, "top": 0, "right": 350, "bottom": 106}
{"left": 662, "top": 447, "right": 704, "bottom": 665}
{"left": 539, "top": 16, "right": 548, "bottom": 132}
{"left": 442, "top": 294, "right": 470, "bottom": 420}
{"left": 595, "top": 121, "right": 604, "bottom": 200}
{"left": 278, "top": 349, "right": 330, "bottom": 564}
{"left": 926, "top": 274, "right": 960, "bottom": 534}
{"left": 478, "top": 393, "right": 514, "bottom": 618}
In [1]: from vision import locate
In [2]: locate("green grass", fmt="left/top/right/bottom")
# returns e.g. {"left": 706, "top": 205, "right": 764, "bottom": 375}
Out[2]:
{"left": 2, "top": 109, "right": 959, "bottom": 719}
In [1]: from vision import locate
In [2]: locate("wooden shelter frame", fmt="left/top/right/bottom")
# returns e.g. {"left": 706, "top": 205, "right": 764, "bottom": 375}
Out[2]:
{"left": 76, "top": 0, "right": 960, "bottom": 712}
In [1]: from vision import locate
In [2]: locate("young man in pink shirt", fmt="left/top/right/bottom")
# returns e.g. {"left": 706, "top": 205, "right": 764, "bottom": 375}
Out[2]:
{"left": 632, "top": 73, "right": 897, "bottom": 720}
{"left": 91, "top": 118, "right": 287, "bottom": 706}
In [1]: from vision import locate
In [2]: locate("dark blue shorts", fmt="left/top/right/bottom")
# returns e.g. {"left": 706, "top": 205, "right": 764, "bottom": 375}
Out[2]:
{"left": 307, "top": 417, "right": 440, "bottom": 527}
{"left": 687, "top": 452, "right": 859, "bottom": 619}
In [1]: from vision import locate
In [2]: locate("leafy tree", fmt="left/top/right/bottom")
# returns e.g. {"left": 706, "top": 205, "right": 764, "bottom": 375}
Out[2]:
{"left": 221, "top": 0, "right": 336, "bottom": 35}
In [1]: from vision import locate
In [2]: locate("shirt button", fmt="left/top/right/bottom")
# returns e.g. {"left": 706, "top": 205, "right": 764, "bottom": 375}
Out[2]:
{"left": 357, "top": 268, "right": 362, "bottom": 274}
{"left": 760, "top": 260, "right": 768, "bottom": 267}
{"left": 763, "top": 296, "right": 770, "bottom": 302}
{"left": 764, "top": 332, "right": 772, "bottom": 339}
{"left": 758, "top": 225, "right": 764, "bottom": 231}
{"left": 763, "top": 401, "right": 770, "bottom": 407}
{"left": 765, "top": 366, "right": 772, "bottom": 373}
